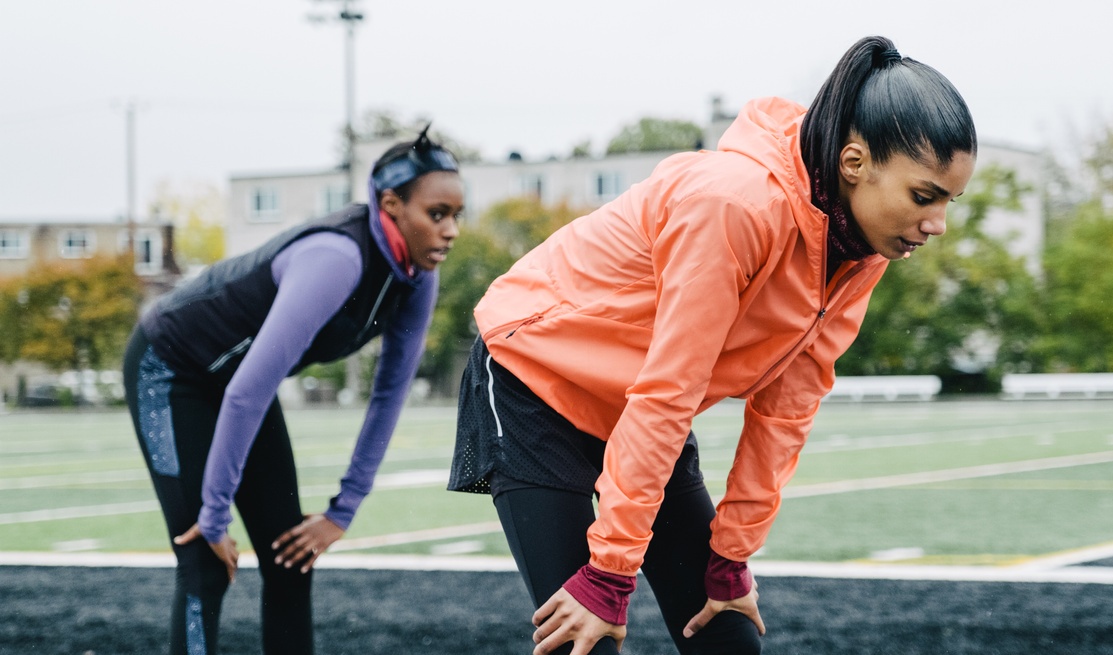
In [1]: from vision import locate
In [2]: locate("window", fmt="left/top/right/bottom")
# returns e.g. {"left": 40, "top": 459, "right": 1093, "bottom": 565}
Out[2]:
{"left": 0, "top": 229, "right": 28, "bottom": 259}
{"left": 120, "top": 229, "right": 163, "bottom": 275}
{"left": 59, "top": 230, "right": 95, "bottom": 259}
{"left": 320, "top": 185, "right": 350, "bottom": 214}
{"left": 594, "top": 171, "right": 624, "bottom": 201}
{"left": 516, "top": 173, "right": 544, "bottom": 199}
{"left": 250, "top": 187, "right": 280, "bottom": 221}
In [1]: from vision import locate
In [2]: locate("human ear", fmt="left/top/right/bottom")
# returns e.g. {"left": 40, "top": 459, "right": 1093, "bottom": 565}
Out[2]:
{"left": 839, "top": 139, "right": 868, "bottom": 186}
{"left": 380, "top": 189, "right": 404, "bottom": 219}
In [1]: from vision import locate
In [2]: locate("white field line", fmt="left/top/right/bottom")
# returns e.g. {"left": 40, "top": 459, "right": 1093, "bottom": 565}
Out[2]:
{"left": 300, "top": 469, "right": 448, "bottom": 497}
{"left": 0, "top": 501, "right": 160, "bottom": 525}
{"left": 2, "top": 550, "right": 1112, "bottom": 584}
{"left": 749, "top": 560, "right": 1113, "bottom": 585}
{"left": 0, "top": 469, "right": 149, "bottom": 490}
{"left": 6, "top": 452, "right": 1112, "bottom": 526}
{"left": 329, "top": 521, "right": 505, "bottom": 552}
{"left": 0, "top": 470, "right": 450, "bottom": 526}
{"left": 802, "top": 422, "right": 1060, "bottom": 454}
{"left": 782, "top": 450, "right": 1113, "bottom": 498}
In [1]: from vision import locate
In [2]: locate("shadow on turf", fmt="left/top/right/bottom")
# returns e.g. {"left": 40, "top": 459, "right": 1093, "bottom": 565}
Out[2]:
{"left": 2, "top": 566, "right": 1112, "bottom": 654}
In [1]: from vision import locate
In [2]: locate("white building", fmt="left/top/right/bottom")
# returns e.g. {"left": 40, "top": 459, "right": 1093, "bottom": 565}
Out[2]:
{"left": 225, "top": 103, "right": 1046, "bottom": 269}
{"left": 0, "top": 216, "right": 177, "bottom": 282}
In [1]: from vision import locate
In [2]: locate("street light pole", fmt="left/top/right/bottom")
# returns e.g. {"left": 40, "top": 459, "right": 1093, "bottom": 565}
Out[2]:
{"left": 308, "top": 0, "right": 365, "bottom": 402}
{"left": 308, "top": 0, "right": 364, "bottom": 204}
{"left": 126, "top": 99, "right": 136, "bottom": 257}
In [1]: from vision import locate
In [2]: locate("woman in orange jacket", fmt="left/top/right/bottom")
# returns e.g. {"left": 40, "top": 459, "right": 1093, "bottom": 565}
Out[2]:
{"left": 449, "top": 35, "right": 977, "bottom": 655}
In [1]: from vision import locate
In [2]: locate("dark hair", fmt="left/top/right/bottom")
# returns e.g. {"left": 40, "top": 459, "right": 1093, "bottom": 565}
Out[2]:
{"left": 370, "top": 126, "right": 459, "bottom": 203}
{"left": 801, "top": 36, "right": 977, "bottom": 199}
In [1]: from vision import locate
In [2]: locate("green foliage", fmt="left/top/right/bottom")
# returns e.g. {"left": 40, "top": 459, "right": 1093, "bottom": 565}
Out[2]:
{"left": 1035, "top": 201, "right": 1113, "bottom": 371}
{"left": 358, "top": 109, "right": 482, "bottom": 163}
{"left": 1030, "top": 122, "right": 1113, "bottom": 372}
{"left": 176, "top": 215, "right": 225, "bottom": 266}
{"left": 838, "top": 164, "right": 1040, "bottom": 381}
{"left": 0, "top": 257, "right": 142, "bottom": 370}
{"left": 605, "top": 117, "right": 702, "bottom": 154}
{"left": 149, "top": 180, "right": 226, "bottom": 267}
{"left": 421, "top": 197, "right": 585, "bottom": 393}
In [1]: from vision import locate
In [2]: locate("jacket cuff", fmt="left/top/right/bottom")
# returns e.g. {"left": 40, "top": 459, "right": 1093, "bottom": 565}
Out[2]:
{"left": 704, "top": 551, "right": 753, "bottom": 601}
{"left": 561, "top": 564, "right": 637, "bottom": 626}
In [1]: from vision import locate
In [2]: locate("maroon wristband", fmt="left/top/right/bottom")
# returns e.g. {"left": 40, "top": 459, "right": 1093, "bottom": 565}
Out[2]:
{"left": 704, "top": 551, "right": 753, "bottom": 601}
{"left": 561, "top": 564, "right": 637, "bottom": 625}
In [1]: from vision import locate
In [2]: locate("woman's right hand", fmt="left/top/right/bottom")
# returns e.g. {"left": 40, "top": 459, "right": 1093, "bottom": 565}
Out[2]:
{"left": 174, "top": 523, "right": 239, "bottom": 583}
{"left": 531, "top": 587, "right": 627, "bottom": 655}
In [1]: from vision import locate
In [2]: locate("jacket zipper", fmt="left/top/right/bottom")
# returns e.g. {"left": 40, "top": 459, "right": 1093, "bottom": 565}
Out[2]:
{"left": 355, "top": 274, "right": 394, "bottom": 343}
{"left": 505, "top": 314, "right": 544, "bottom": 338}
{"left": 735, "top": 260, "right": 870, "bottom": 398}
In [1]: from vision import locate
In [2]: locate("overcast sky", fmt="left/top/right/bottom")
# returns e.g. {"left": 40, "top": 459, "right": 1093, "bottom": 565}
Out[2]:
{"left": 3, "top": 0, "right": 1111, "bottom": 219}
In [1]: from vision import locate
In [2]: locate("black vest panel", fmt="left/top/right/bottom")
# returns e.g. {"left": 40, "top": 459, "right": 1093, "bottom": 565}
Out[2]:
{"left": 141, "top": 204, "right": 414, "bottom": 383}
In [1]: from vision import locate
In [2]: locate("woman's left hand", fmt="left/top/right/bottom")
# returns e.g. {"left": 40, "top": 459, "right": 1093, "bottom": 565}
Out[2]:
{"left": 272, "top": 514, "right": 345, "bottom": 573}
{"left": 683, "top": 580, "right": 765, "bottom": 638}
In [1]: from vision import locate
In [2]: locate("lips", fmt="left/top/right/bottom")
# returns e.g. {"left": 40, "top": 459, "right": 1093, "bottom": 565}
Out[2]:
{"left": 898, "top": 238, "right": 924, "bottom": 253}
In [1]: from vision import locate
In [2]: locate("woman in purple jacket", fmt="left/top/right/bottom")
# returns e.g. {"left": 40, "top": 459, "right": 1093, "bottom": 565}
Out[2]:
{"left": 122, "top": 128, "right": 464, "bottom": 655}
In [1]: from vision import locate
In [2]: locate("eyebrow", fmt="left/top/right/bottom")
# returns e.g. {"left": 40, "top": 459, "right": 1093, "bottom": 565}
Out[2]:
{"left": 919, "top": 180, "right": 963, "bottom": 198}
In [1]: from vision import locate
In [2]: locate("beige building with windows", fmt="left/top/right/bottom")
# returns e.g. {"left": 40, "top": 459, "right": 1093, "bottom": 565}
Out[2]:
{"left": 0, "top": 217, "right": 180, "bottom": 301}
{"left": 225, "top": 103, "right": 1046, "bottom": 272}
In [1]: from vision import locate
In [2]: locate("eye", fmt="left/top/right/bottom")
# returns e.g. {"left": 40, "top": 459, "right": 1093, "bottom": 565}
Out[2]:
{"left": 428, "top": 209, "right": 446, "bottom": 222}
{"left": 453, "top": 211, "right": 466, "bottom": 223}
{"left": 912, "top": 192, "right": 933, "bottom": 206}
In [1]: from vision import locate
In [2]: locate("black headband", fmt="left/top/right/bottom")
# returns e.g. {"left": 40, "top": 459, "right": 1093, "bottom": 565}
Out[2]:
{"left": 370, "top": 124, "right": 459, "bottom": 194}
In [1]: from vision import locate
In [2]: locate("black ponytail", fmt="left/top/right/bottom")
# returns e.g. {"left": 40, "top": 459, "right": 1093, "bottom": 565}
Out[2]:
{"left": 801, "top": 36, "right": 977, "bottom": 203}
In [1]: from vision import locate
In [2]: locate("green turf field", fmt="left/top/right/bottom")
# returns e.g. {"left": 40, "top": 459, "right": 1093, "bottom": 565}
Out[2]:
{"left": 1, "top": 398, "right": 1111, "bottom": 565}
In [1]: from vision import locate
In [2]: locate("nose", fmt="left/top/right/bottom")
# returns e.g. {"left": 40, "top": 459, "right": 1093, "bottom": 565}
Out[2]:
{"left": 441, "top": 216, "right": 460, "bottom": 241}
{"left": 920, "top": 206, "right": 947, "bottom": 237}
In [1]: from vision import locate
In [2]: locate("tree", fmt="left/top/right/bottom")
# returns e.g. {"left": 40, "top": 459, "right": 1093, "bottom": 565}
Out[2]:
{"left": 421, "top": 230, "right": 518, "bottom": 392}
{"left": 357, "top": 109, "right": 483, "bottom": 163}
{"left": 149, "top": 180, "right": 226, "bottom": 268}
{"left": 420, "top": 197, "right": 587, "bottom": 394}
{"left": 479, "top": 196, "right": 582, "bottom": 259}
{"left": 1033, "top": 123, "right": 1113, "bottom": 372}
{"left": 1037, "top": 204, "right": 1113, "bottom": 371}
{"left": 0, "top": 257, "right": 142, "bottom": 370}
{"left": 606, "top": 118, "right": 702, "bottom": 155}
{"left": 838, "top": 164, "right": 1040, "bottom": 388}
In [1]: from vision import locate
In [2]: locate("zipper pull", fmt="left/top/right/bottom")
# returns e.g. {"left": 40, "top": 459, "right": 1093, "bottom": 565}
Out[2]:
{"left": 506, "top": 315, "right": 543, "bottom": 338}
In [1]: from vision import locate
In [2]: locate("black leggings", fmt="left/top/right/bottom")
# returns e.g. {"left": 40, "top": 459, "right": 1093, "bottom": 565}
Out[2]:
{"left": 493, "top": 481, "right": 762, "bottom": 655}
{"left": 123, "top": 328, "right": 312, "bottom": 655}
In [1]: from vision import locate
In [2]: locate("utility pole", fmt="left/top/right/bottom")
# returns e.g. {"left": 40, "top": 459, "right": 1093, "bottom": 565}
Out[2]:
{"left": 126, "top": 99, "right": 136, "bottom": 257}
{"left": 308, "top": 0, "right": 364, "bottom": 205}
{"left": 308, "top": 0, "right": 366, "bottom": 403}
{"left": 113, "top": 98, "right": 142, "bottom": 258}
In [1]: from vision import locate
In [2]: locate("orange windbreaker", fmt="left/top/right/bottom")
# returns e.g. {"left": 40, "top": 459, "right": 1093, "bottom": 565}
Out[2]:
{"left": 475, "top": 97, "right": 890, "bottom": 576}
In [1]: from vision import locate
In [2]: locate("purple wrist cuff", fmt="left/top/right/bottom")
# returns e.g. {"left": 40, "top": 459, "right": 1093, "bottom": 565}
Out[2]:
{"left": 704, "top": 551, "right": 753, "bottom": 601}
{"left": 561, "top": 564, "right": 637, "bottom": 626}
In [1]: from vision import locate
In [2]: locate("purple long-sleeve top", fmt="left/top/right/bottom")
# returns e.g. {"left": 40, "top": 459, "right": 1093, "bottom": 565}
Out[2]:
{"left": 196, "top": 210, "right": 436, "bottom": 544}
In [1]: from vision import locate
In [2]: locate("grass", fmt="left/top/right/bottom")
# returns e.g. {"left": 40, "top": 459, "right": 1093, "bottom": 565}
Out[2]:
{"left": 1, "top": 398, "right": 1111, "bottom": 564}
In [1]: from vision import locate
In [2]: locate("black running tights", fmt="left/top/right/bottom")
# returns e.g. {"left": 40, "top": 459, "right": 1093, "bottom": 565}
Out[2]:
{"left": 123, "top": 329, "right": 312, "bottom": 654}
{"left": 493, "top": 482, "right": 762, "bottom": 655}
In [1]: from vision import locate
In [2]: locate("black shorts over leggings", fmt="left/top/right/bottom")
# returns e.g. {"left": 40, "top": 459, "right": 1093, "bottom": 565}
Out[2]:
{"left": 449, "top": 338, "right": 762, "bottom": 655}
